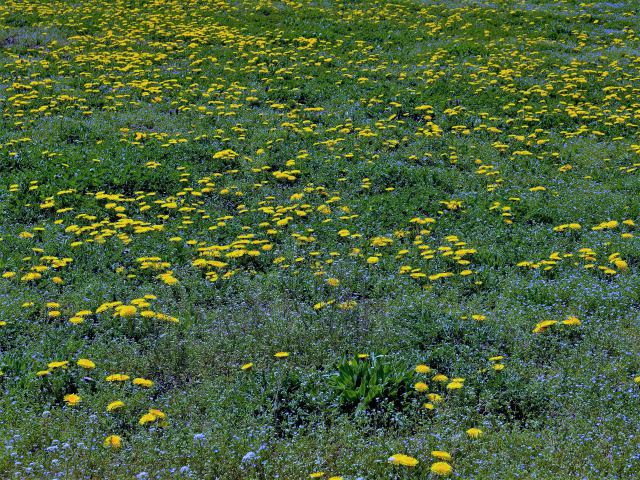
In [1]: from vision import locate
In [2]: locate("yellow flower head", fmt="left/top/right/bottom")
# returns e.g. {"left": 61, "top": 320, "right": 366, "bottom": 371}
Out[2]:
{"left": 274, "top": 351, "right": 290, "bottom": 358}
{"left": 388, "top": 454, "right": 419, "bottom": 467}
{"left": 430, "top": 462, "right": 452, "bottom": 476}
{"left": 148, "top": 408, "right": 166, "bottom": 420}
{"left": 139, "top": 413, "right": 157, "bottom": 425}
{"left": 107, "top": 400, "right": 125, "bottom": 412}
{"left": 63, "top": 393, "right": 81, "bottom": 406}
{"left": 137, "top": 409, "right": 167, "bottom": 427}
{"left": 431, "top": 450, "right": 452, "bottom": 461}
{"left": 133, "top": 377, "right": 154, "bottom": 388}
{"left": 427, "top": 393, "right": 443, "bottom": 403}
{"left": 106, "top": 373, "right": 130, "bottom": 382}
{"left": 103, "top": 435, "right": 122, "bottom": 449}
{"left": 77, "top": 358, "right": 96, "bottom": 369}
{"left": 48, "top": 360, "right": 69, "bottom": 370}
{"left": 533, "top": 320, "right": 557, "bottom": 333}
{"left": 415, "top": 364, "right": 431, "bottom": 374}
{"left": 561, "top": 316, "right": 581, "bottom": 326}
{"left": 414, "top": 382, "right": 428, "bottom": 392}
{"left": 117, "top": 305, "right": 137, "bottom": 318}
{"left": 466, "top": 427, "right": 483, "bottom": 438}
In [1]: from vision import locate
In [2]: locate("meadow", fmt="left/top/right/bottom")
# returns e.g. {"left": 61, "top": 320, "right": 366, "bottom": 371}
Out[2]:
{"left": 1, "top": 0, "right": 639, "bottom": 478}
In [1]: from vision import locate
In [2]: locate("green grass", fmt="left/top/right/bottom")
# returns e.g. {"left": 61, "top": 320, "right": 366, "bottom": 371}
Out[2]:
{"left": 1, "top": 0, "right": 639, "bottom": 478}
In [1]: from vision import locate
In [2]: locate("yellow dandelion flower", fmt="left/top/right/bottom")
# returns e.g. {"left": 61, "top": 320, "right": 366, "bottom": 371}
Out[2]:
{"left": 133, "top": 378, "right": 154, "bottom": 388}
{"left": 76, "top": 358, "right": 95, "bottom": 369}
{"left": 148, "top": 408, "right": 166, "bottom": 420}
{"left": 430, "top": 462, "right": 452, "bottom": 476}
{"left": 388, "top": 454, "right": 419, "bottom": 467}
{"left": 532, "top": 320, "right": 557, "bottom": 333}
{"left": 138, "top": 413, "right": 157, "bottom": 425}
{"left": 428, "top": 393, "right": 443, "bottom": 403}
{"left": 414, "top": 382, "right": 428, "bottom": 392}
{"left": 466, "top": 427, "right": 483, "bottom": 438}
{"left": 103, "top": 435, "right": 122, "bottom": 449}
{"left": 415, "top": 364, "right": 431, "bottom": 374}
{"left": 63, "top": 393, "right": 81, "bottom": 406}
{"left": 117, "top": 305, "right": 137, "bottom": 318}
{"left": 431, "top": 451, "right": 452, "bottom": 461}
{"left": 48, "top": 361, "right": 69, "bottom": 370}
{"left": 561, "top": 316, "right": 581, "bottom": 326}
{"left": 107, "top": 400, "right": 125, "bottom": 412}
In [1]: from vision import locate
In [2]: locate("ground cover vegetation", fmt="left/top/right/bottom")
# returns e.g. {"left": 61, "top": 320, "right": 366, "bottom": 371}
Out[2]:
{"left": 1, "top": 0, "right": 639, "bottom": 478}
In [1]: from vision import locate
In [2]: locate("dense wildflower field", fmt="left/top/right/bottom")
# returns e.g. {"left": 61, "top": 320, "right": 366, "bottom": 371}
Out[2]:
{"left": 1, "top": 0, "right": 640, "bottom": 477}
